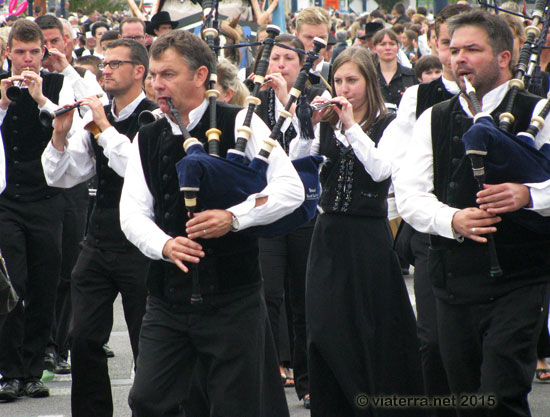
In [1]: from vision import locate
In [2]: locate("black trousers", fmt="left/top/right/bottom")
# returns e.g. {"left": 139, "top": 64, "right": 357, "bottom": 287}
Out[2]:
{"left": 536, "top": 309, "right": 550, "bottom": 359}
{"left": 70, "top": 242, "right": 149, "bottom": 417}
{"left": 259, "top": 220, "right": 314, "bottom": 399}
{"left": 437, "top": 282, "right": 550, "bottom": 417}
{"left": 129, "top": 288, "right": 289, "bottom": 417}
{"left": 49, "top": 184, "right": 89, "bottom": 359}
{"left": 0, "top": 194, "right": 64, "bottom": 380}
{"left": 409, "top": 228, "right": 455, "bottom": 417}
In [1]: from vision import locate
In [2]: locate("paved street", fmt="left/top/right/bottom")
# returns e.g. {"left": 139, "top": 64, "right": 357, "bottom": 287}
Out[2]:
{"left": 1, "top": 275, "right": 549, "bottom": 417}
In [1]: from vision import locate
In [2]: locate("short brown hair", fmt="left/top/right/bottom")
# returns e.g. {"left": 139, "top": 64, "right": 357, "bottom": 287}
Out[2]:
{"left": 119, "top": 17, "right": 146, "bottom": 34}
{"left": 105, "top": 38, "right": 149, "bottom": 79}
{"left": 150, "top": 30, "right": 212, "bottom": 87}
{"left": 8, "top": 19, "right": 44, "bottom": 48}
{"left": 414, "top": 55, "right": 442, "bottom": 79}
{"left": 434, "top": 3, "right": 471, "bottom": 38}
{"left": 296, "top": 7, "right": 331, "bottom": 34}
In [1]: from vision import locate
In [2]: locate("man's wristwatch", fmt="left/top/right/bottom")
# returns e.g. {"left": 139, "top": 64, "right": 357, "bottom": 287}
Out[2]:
{"left": 230, "top": 213, "right": 240, "bottom": 231}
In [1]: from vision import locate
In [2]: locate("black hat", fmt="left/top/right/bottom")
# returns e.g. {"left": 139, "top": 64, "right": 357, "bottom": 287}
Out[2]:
{"left": 146, "top": 11, "right": 178, "bottom": 36}
{"left": 364, "top": 21, "right": 384, "bottom": 37}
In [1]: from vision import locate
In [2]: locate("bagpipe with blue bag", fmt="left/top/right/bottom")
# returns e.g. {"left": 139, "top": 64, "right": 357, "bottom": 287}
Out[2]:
{"left": 164, "top": 1, "right": 325, "bottom": 303}
{"left": 458, "top": 0, "right": 550, "bottom": 277}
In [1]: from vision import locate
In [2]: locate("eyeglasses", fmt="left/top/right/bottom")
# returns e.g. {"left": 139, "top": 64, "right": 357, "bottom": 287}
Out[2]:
{"left": 98, "top": 60, "right": 137, "bottom": 70}
{"left": 123, "top": 35, "right": 145, "bottom": 41}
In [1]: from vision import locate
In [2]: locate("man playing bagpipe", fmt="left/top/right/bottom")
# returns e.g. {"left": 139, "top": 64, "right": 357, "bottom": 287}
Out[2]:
{"left": 395, "top": 10, "right": 550, "bottom": 417}
{"left": 120, "top": 29, "right": 303, "bottom": 417}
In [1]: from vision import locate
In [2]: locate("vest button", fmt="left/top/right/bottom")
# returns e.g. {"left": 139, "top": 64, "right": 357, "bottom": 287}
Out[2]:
{"left": 12, "top": 116, "right": 17, "bottom": 121}
{"left": 12, "top": 146, "right": 18, "bottom": 152}
{"left": 162, "top": 174, "right": 170, "bottom": 182}
{"left": 164, "top": 212, "right": 170, "bottom": 219}
{"left": 452, "top": 136, "right": 461, "bottom": 144}
{"left": 14, "top": 194, "right": 20, "bottom": 199}
{"left": 451, "top": 158, "right": 461, "bottom": 168}
{"left": 14, "top": 160, "right": 19, "bottom": 165}
{"left": 448, "top": 182, "right": 458, "bottom": 191}
{"left": 169, "top": 287, "right": 176, "bottom": 294}
{"left": 164, "top": 194, "right": 170, "bottom": 201}
{"left": 15, "top": 183, "right": 20, "bottom": 187}
{"left": 12, "top": 130, "right": 18, "bottom": 135}
{"left": 162, "top": 155, "right": 170, "bottom": 163}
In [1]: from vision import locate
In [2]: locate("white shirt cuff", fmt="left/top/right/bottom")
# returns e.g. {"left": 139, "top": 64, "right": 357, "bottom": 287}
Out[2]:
{"left": 435, "top": 206, "right": 461, "bottom": 240}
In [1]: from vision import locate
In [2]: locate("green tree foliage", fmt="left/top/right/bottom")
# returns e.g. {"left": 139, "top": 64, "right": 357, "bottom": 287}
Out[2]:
{"left": 70, "top": 0, "right": 127, "bottom": 13}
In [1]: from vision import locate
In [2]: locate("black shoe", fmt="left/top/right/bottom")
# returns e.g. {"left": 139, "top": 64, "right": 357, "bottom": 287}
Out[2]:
{"left": 23, "top": 379, "right": 49, "bottom": 398}
{"left": 0, "top": 379, "right": 23, "bottom": 402}
{"left": 303, "top": 394, "right": 311, "bottom": 409}
{"left": 43, "top": 351, "right": 56, "bottom": 372}
{"left": 103, "top": 343, "right": 115, "bottom": 358}
{"left": 54, "top": 358, "right": 71, "bottom": 375}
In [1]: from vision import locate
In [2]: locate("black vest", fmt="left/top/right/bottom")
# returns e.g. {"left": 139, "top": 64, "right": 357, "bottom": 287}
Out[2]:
{"left": 137, "top": 102, "right": 261, "bottom": 308}
{"left": 1, "top": 72, "right": 63, "bottom": 202}
{"left": 87, "top": 98, "right": 157, "bottom": 250}
{"left": 416, "top": 77, "right": 455, "bottom": 119}
{"left": 318, "top": 113, "right": 395, "bottom": 217}
{"left": 429, "top": 90, "right": 550, "bottom": 303}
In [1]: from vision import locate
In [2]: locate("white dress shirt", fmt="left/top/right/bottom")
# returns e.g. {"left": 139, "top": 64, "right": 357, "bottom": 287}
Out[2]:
{"left": 60, "top": 65, "right": 108, "bottom": 107}
{"left": 395, "top": 80, "right": 550, "bottom": 240}
{"left": 289, "top": 118, "right": 393, "bottom": 182}
{"left": 119, "top": 99, "right": 305, "bottom": 261}
{"left": 42, "top": 92, "right": 147, "bottom": 188}
{"left": 390, "top": 76, "right": 460, "bottom": 182}
{"left": 386, "top": 76, "right": 460, "bottom": 220}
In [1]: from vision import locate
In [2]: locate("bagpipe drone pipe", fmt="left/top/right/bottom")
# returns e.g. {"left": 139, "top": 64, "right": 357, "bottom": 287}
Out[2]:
{"left": 174, "top": 7, "right": 326, "bottom": 240}
{"left": 460, "top": 0, "right": 550, "bottom": 237}
{"left": 461, "top": 75, "right": 550, "bottom": 259}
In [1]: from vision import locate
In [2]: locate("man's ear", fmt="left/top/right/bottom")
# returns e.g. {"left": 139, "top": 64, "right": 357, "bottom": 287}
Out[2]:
{"left": 497, "top": 50, "right": 512, "bottom": 71}
{"left": 194, "top": 65, "right": 209, "bottom": 87}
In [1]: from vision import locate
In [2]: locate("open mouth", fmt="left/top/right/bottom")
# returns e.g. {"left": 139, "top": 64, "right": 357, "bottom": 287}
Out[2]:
{"left": 457, "top": 68, "right": 473, "bottom": 79}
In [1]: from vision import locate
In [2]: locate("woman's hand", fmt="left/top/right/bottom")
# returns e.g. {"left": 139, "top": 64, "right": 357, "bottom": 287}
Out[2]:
{"left": 331, "top": 96, "right": 355, "bottom": 130}
{"left": 264, "top": 72, "right": 288, "bottom": 106}
{"left": 310, "top": 96, "right": 332, "bottom": 125}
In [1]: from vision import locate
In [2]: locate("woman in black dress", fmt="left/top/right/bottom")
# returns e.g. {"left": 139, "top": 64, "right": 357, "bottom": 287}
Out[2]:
{"left": 255, "top": 33, "right": 328, "bottom": 408}
{"left": 292, "top": 46, "right": 423, "bottom": 416}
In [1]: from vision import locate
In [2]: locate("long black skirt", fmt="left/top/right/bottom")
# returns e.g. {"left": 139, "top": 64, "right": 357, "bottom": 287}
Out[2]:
{"left": 306, "top": 213, "right": 424, "bottom": 416}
